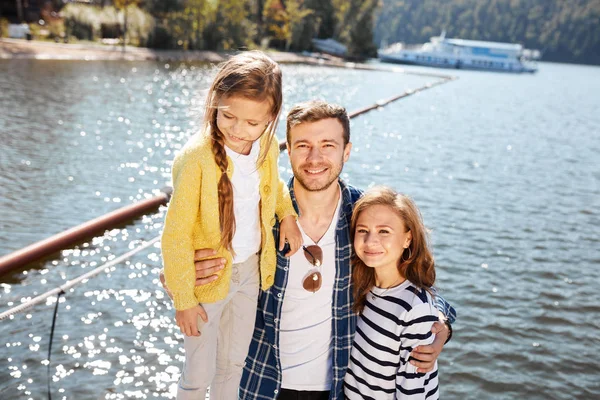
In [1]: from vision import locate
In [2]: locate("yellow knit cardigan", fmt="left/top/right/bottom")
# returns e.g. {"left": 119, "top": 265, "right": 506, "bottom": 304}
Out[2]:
{"left": 161, "top": 131, "right": 296, "bottom": 310}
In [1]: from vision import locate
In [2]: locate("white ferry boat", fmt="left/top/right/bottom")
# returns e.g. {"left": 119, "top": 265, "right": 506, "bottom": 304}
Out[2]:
{"left": 378, "top": 32, "right": 539, "bottom": 73}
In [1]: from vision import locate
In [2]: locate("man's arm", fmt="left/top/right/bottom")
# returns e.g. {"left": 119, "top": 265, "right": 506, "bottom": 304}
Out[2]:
{"left": 434, "top": 292, "right": 457, "bottom": 325}
{"left": 410, "top": 314, "right": 451, "bottom": 373}
{"left": 159, "top": 248, "right": 225, "bottom": 297}
{"left": 410, "top": 292, "right": 456, "bottom": 373}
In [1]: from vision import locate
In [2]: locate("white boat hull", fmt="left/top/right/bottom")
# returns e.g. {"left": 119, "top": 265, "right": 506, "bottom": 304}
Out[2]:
{"left": 379, "top": 51, "right": 536, "bottom": 73}
{"left": 378, "top": 35, "right": 538, "bottom": 73}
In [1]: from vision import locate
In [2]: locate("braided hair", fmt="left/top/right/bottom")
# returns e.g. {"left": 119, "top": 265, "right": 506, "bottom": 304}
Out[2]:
{"left": 203, "top": 51, "right": 283, "bottom": 253}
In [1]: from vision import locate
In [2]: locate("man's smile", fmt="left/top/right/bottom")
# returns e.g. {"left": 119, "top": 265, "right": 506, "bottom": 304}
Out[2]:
{"left": 304, "top": 167, "right": 327, "bottom": 175}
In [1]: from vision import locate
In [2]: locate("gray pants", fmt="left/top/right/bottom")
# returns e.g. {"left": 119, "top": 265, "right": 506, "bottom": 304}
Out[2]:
{"left": 177, "top": 253, "right": 260, "bottom": 400}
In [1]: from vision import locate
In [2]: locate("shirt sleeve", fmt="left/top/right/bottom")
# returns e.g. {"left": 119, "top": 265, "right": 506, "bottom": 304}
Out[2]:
{"left": 396, "top": 302, "right": 439, "bottom": 399}
{"left": 431, "top": 288, "right": 457, "bottom": 324}
{"left": 161, "top": 149, "right": 202, "bottom": 311}
{"left": 270, "top": 139, "right": 297, "bottom": 221}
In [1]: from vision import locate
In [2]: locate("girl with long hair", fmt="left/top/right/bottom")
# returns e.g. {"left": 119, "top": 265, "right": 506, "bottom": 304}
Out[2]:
{"left": 161, "top": 51, "right": 302, "bottom": 399}
{"left": 344, "top": 187, "right": 440, "bottom": 399}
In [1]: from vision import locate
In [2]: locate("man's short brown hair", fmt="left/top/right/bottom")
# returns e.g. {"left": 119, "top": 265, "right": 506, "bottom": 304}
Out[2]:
{"left": 286, "top": 100, "right": 350, "bottom": 146}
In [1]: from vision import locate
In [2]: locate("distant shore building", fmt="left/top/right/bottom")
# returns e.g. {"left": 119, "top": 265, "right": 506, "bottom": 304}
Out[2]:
{"left": 311, "top": 38, "right": 348, "bottom": 58}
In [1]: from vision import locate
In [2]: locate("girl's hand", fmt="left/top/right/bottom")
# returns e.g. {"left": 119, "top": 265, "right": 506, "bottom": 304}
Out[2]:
{"left": 159, "top": 270, "right": 173, "bottom": 299}
{"left": 279, "top": 215, "right": 302, "bottom": 257}
{"left": 175, "top": 305, "right": 208, "bottom": 337}
{"left": 409, "top": 320, "right": 448, "bottom": 373}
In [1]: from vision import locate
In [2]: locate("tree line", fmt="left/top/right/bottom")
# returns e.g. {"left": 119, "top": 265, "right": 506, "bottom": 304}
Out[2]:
{"left": 9, "top": 0, "right": 598, "bottom": 64}
{"left": 47, "top": 0, "right": 377, "bottom": 58}
{"left": 146, "top": 0, "right": 379, "bottom": 57}
{"left": 374, "top": 0, "right": 600, "bottom": 65}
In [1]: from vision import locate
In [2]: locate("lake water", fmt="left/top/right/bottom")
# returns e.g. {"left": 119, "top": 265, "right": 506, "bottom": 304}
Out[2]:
{"left": 0, "top": 58, "right": 599, "bottom": 399}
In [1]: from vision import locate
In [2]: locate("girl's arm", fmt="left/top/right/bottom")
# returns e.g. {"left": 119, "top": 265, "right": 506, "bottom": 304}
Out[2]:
{"left": 161, "top": 148, "right": 202, "bottom": 311}
{"left": 269, "top": 139, "right": 301, "bottom": 256}
{"left": 269, "top": 139, "right": 296, "bottom": 221}
{"left": 396, "top": 302, "right": 439, "bottom": 399}
{"left": 409, "top": 290, "right": 456, "bottom": 373}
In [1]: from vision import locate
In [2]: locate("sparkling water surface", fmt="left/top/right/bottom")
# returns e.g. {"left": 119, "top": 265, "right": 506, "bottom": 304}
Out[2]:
{"left": 0, "top": 59, "right": 599, "bottom": 399}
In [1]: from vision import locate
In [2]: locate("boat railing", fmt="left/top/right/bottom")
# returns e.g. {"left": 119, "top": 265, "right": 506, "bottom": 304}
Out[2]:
{"left": 379, "top": 42, "right": 423, "bottom": 54}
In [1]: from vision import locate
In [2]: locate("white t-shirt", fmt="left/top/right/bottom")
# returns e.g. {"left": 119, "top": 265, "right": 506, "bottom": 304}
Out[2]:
{"left": 225, "top": 142, "right": 261, "bottom": 264}
{"left": 279, "top": 191, "right": 342, "bottom": 391}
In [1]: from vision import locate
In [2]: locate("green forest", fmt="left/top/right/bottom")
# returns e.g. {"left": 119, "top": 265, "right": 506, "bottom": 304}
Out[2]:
{"left": 374, "top": 0, "right": 600, "bottom": 65}
{"left": 3, "top": 0, "right": 599, "bottom": 64}
{"left": 6, "top": 0, "right": 378, "bottom": 58}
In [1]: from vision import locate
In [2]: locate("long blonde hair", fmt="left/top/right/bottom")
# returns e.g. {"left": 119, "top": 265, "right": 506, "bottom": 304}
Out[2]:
{"left": 204, "top": 51, "right": 283, "bottom": 253}
{"left": 351, "top": 187, "right": 436, "bottom": 314}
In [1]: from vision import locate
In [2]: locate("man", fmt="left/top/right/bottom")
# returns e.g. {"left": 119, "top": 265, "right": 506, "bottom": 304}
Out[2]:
{"left": 171, "top": 100, "right": 456, "bottom": 399}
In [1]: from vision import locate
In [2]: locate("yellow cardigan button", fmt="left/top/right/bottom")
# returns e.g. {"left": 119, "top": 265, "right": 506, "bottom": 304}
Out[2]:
{"left": 263, "top": 185, "right": 271, "bottom": 194}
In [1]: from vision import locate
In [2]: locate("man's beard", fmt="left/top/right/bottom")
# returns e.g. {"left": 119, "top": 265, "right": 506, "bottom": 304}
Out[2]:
{"left": 292, "top": 159, "right": 344, "bottom": 192}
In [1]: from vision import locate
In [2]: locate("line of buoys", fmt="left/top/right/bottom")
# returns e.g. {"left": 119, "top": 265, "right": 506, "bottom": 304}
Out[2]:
{"left": 279, "top": 75, "right": 455, "bottom": 151}
{"left": 301, "top": 59, "right": 455, "bottom": 80}
{"left": 0, "top": 188, "right": 172, "bottom": 275}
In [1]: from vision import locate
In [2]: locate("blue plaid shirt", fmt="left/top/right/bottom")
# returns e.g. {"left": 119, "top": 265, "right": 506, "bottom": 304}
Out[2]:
{"left": 240, "top": 178, "right": 456, "bottom": 400}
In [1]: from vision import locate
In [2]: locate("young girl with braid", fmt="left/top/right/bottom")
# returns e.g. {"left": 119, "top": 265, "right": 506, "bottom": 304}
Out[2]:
{"left": 344, "top": 187, "right": 440, "bottom": 400}
{"left": 161, "top": 51, "right": 302, "bottom": 400}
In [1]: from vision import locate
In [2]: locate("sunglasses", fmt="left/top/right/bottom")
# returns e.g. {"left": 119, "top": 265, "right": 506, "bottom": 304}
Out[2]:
{"left": 302, "top": 245, "right": 323, "bottom": 292}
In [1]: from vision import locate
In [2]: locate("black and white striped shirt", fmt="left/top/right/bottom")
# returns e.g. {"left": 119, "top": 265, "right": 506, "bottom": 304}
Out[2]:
{"left": 344, "top": 281, "right": 440, "bottom": 399}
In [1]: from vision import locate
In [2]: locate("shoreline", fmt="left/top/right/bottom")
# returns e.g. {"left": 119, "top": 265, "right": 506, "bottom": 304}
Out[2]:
{"left": 0, "top": 38, "right": 327, "bottom": 63}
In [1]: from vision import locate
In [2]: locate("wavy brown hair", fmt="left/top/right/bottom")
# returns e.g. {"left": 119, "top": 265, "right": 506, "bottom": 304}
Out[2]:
{"left": 285, "top": 100, "right": 350, "bottom": 146}
{"left": 204, "top": 51, "right": 283, "bottom": 253}
{"left": 351, "top": 187, "right": 436, "bottom": 314}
